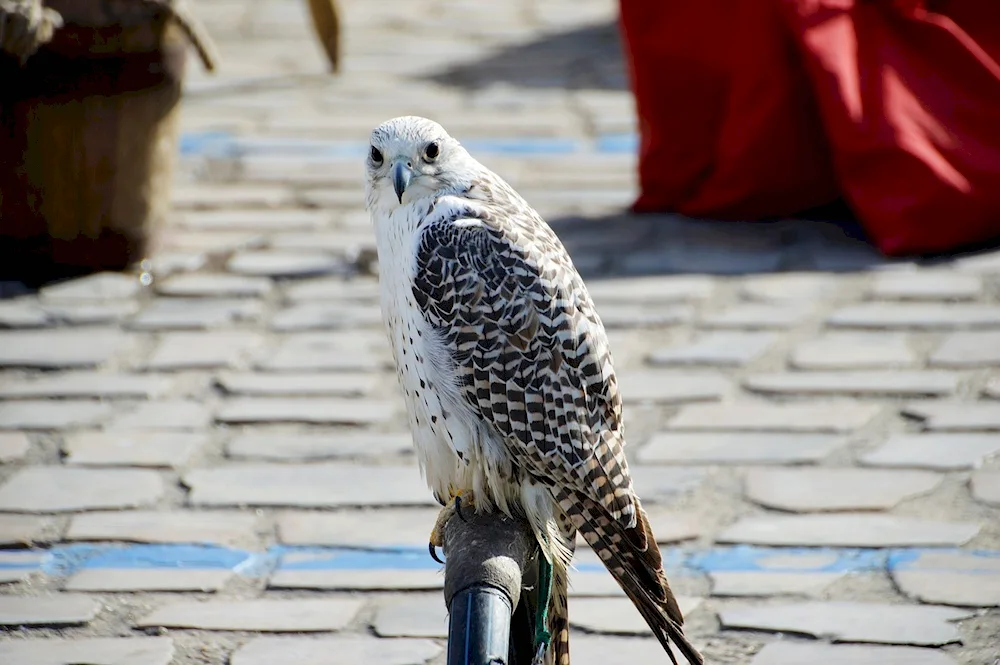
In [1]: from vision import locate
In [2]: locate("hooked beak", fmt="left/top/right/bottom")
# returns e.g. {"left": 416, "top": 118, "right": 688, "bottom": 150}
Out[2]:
{"left": 392, "top": 160, "right": 413, "bottom": 204}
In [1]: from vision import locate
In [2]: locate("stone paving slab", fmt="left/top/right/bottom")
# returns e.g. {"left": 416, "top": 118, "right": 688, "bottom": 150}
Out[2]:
{"left": 216, "top": 397, "right": 397, "bottom": 425}
{"left": 184, "top": 464, "right": 434, "bottom": 507}
{"left": 902, "top": 402, "right": 1000, "bottom": 431}
{"left": 667, "top": 403, "right": 881, "bottom": 433}
{"left": 637, "top": 432, "right": 843, "bottom": 465}
{"left": 628, "top": 467, "right": 708, "bottom": 503}
{"left": 143, "top": 331, "right": 264, "bottom": 370}
{"left": 0, "top": 298, "right": 50, "bottom": 327}
{"left": 107, "top": 401, "right": 213, "bottom": 431}
{"left": 743, "top": 468, "right": 941, "bottom": 512}
{"left": 372, "top": 594, "right": 447, "bottom": 638}
{"left": 282, "top": 277, "right": 381, "bottom": 303}
{"left": 742, "top": 371, "right": 959, "bottom": 397}
{"left": 984, "top": 376, "right": 1000, "bottom": 399}
{"left": 748, "top": 642, "right": 959, "bottom": 665}
{"left": 215, "top": 371, "right": 380, "bottom": 397}
{"left": 137, "top": 598, "right": 364, "bottom": 632}
{"left": 717, "top": 515, "right": 980, "bottom": 547}
{"left": 277, "top": 508, "right": 439, "bottom": 548}
{"left": 270, "top": 303, "right": 383, "bottom": 331}
{"left": 39, "top": 273, "right": 142, "bottom": 302}
{"left": 171, "top": 185, "right": 294, "bottom": 210}
{"left": 790, "top": 333, "right": 918, "bottom": 370}
{"left": 621, "top": 242, "right": 783, "bottom": 276}
{"left": 0, "top": 637, "right": 175, "bottom": 665}
{"left": 567, "top": 568, "right": 627, "bottom": 597}
{"left": 829, "top": 303, "right": 1000, "bottom": 329}
{"left": 0, "top": 514, "right": 50, "bottom": 546}
{"left": 890, "top": 551, "right": 1000, "bottom": 607}
{"left": 700, "top": 304, "right": 812, "bottom": 329}
{"left": 257, "top": 334, "right": 390, "bottom": 372}
{"left": 225, "top": 431, "right": 412, "bottom": 461}
{"left": 584, "top": 275, "right": 715, "bottom": 304}
{"left": 859, "top": 433, "right": 1000, "bottom": 470}
{"left": 709, "top": 571, "right": 844, "bottom": 597}
{"left": 230, "top": 636, "right": 442, "bottom": 665}
{"left": 929, "top": 331, "right": 1000, "bottom": 366}
{"left": 0, "top": 400, "right": 115, "bottom": 430}
{"left": 570, "top": 596, "right": 703, "bottom": 635}
{"left": 156, "top": 272, "right": 274, "bottom": 298}
{"left": 127, "top": 298, "right": 263, "bottom": 330}
{"left": 642, "top": 511, "right": 702, "bottom": 544}
{"left": 569, "top": 635, "right": 701, "bottom": 665}
{"left": 595, "top": 303, "right": 692, "bottom": 328}
{"left": 62, "top": 431, "right": 209, "bottom": 467}
{"left": 0, "top": 595, "right": 101, "bottom": 626}
{"left": 0, "top": 467, "right": 164, "bottom": 512}
{"left": 868, "top": 270, "right": 982, "bottom": 301}
{"left": 226, "top": 251, "right": 345, "bottom": 278}
{"left": 970, "top": 471, "right": 1000, "bottom": 507}
{"left": 42, "top": 301, "right": 141, "bottom": 325}
{"left": 65, "top": 510, "right": 258, "bottom": 546}
{"left": 64, "top": 568, "right": 234, "bottom": 592}
{"left": 719, "top": 601, "right": 973, "bottom": 646}
{"left": 648, "top": 332, "right": 777, "bottom": 367}
{"left": 616, "top": 370, "right": 728, "bottom": 404}
{"left": 269, "top": 567, "right": 443, "bottom": 592}
{"left": 739, "top": 272, "right": 838, "bottom": 302}
{"left": 0, "top": 372, "right": 173, "bottom": 399}
{"left": 0, "top": 431, "right": 30, "bottom": 461}
{"left": 178, "top": 209, "right": 332, "bottom": 232}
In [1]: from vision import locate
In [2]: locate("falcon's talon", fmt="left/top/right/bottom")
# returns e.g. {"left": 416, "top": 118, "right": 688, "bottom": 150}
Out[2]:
{"left": 429, "top": 541, "right": 445, "bottom": 564}
{"left": 454, "top": 494, "right": 468, "bottom": 523}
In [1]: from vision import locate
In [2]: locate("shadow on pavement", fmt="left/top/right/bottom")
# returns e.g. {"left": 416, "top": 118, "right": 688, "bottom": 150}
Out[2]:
{"left": 425, "top": 21, "right": 627, "bottom": 91}
{"left": 547, "top": 209, "right": 1000, "bottom": 280}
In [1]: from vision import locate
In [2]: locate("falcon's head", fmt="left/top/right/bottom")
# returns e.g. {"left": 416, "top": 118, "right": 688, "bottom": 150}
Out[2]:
{"left": 365, "top": 116, "right": 475, "bottom": 209}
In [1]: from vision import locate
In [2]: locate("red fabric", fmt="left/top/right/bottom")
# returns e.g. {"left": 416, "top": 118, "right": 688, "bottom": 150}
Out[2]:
{"left": 620, "top": 0, "right": 1000, "bottom": 256}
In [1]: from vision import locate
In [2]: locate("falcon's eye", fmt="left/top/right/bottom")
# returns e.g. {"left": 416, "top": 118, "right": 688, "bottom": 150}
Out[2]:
{"left": 370, "top": 146, "right": 383, "bottom": 165}
{"left": 423, "top": 141, "right": 440, "bottom": 162}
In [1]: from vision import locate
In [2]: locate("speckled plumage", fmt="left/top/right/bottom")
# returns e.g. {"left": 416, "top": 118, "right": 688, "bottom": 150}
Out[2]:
{"left": 366, "top": 116, "right": 702, "bottom": 665}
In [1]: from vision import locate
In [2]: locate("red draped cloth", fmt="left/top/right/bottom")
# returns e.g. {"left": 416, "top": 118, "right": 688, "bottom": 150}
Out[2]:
{"left": 620, "top": 0, "right": 1000, "bottom": 255}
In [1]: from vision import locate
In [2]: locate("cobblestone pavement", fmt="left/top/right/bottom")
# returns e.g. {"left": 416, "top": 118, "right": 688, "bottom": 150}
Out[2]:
{"left": 2, "top": 1, "right": 1000, "bottom": 663}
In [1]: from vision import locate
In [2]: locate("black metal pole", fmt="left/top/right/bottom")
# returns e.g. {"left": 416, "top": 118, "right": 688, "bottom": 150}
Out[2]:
{"left": 442, "top": 511, "right": 537, "bottom": 665}
{"left": 447, "top": 584, "right": 513, "bottom": 665}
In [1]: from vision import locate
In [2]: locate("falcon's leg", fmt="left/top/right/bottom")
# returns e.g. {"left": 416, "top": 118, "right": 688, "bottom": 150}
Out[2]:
{"left": 428, "top": 489, "right": 476, "bottom": 563}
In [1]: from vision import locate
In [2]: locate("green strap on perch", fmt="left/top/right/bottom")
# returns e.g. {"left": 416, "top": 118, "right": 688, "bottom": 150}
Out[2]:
{"left": 531, "top": 550, "right": 553, "bottom": 665}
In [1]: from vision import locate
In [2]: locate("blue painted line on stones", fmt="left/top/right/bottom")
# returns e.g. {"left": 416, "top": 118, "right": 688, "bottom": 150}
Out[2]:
{"left": 273, "top": 546, "right": 440, "bottom": 571}
{"left": 596, "top": 133, "right": 638, "bottom": 154}
{"left": 37, "top": 544, "right": 254, "bottom": 577}
{"left": 179, "top": 131, "right": 237, "bottom": 158}
{"left": 687, "top": 545, "right": 887, "bottom": 574}
{"left": 463, "top": 138, "right": 580, "bottom": 155}
{"left": 4, "top": 544, "right": 999, "bottom": 579}
{"left": 178, "top": 132, "right": 633, "bottom": 159}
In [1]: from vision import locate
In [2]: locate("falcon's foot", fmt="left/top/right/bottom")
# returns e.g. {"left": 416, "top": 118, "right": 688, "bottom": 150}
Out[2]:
{"left": 428, "top": 489, "right": 476, "bottom": 564}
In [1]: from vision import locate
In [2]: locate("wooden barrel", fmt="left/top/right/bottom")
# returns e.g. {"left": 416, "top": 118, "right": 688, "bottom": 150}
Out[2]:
{"left": 0, "top": 1, "right": 204, "bottom": 281}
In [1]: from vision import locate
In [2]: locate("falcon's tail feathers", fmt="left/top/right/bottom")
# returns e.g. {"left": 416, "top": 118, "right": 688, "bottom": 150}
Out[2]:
{"left": 556, "top": 491, "right": 704, "bottom": 665}
{"left": 548, "top": 562, "right": 571, "bottom": 665}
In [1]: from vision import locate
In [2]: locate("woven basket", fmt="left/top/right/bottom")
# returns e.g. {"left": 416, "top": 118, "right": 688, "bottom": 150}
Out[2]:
{"left": 0, "top": 0, "right": 216, "bottom": 279}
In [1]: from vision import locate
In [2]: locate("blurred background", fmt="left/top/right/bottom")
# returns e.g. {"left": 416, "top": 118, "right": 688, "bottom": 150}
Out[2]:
{"left": 0, "top": 1, "right": 998, "bottom": 664}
